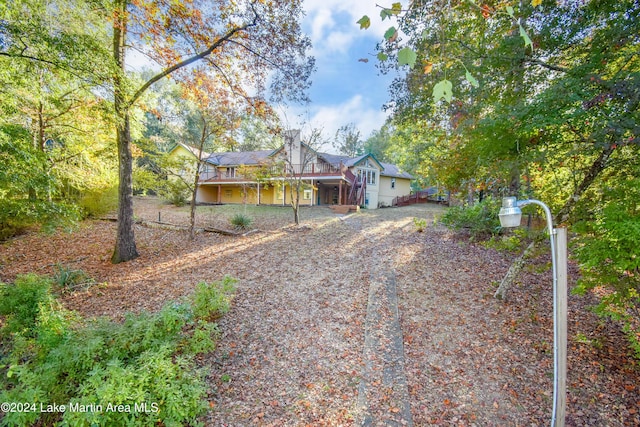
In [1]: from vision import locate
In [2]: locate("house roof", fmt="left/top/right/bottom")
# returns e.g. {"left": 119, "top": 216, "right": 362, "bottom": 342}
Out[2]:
{"left": 379, "top": 162, "right": 413, "bottom": 179}
{"left": 317, "top": 152, "right": 384, "bottom": 170}
{"left": 205, "top": 150, "right": 272, "bottom": 166}
{"left": 179, "top": 142, "right": 413, "bottom": 180}
{"left": 316, "top": 152, "right": 352, "bottom": 167}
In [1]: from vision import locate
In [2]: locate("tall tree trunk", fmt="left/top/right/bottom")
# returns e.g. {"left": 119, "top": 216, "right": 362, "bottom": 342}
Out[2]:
{"left": 112, "top": 114, "right": 139, "bottom": 263}
{"left": 111, "top": 0, "right": 138, "bottom": 263}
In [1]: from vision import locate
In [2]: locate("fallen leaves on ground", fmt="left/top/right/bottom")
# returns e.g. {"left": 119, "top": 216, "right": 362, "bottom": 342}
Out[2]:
{"left": 0, "top": 197, "right": 638, "bottom": 426}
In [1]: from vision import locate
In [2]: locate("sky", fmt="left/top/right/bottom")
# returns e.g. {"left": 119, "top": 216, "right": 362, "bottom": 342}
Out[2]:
{"left": 283, "top": 0, "right": 405, "bottom": 142}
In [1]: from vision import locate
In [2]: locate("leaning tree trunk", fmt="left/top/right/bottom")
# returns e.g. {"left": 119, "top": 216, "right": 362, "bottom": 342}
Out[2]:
{"left": 494, "top": 240, "right": 536, "bottom": 300}
{"left": 555, "top": 144, "right": 614, "bottom": 225}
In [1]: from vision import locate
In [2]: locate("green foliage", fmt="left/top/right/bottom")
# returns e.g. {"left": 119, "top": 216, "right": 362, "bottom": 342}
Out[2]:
{"left": 0, "top": 274, "right": 53, "bottom": 336}
{"left": 0, "top": 131, "right": 81, "bottom": 240}
{"left": 440, "top": 197, "right": 502, "bottom": 239}
{"left": 432, "top": 79, "right": 453, "bottom": 103}
{"left": 229, "top": 213, "right": 253, "bottom": 230}
{"left": 191, "top": 276, "right": 237, "bottom": 321}
{"left": 357, "top": 15, "right": 371, "bottom": 30}
{"left": 333, "top": 123, "right": 363, "bottom": 157}
{"left": 397, "top": 47, "right": 417, "bottom": 68}
{"left": 0, "top": 274, "right": 237, "bottom": 426}
{"left": 573, "top": 177, "right": 640, "bottom": 358}
{"left": 78, "top": 186, "right": 119, "bottom": 218}
{"left": 481, "top": 229, "right": 529, "bottom": 253}
{"left": 413, "top": 217, "right": 427, "bottom": 232}
{"left": 160, "top": 180, "right": 190, "bottom": 207}
{"left": 52, "top": 263, "right": 96, "bottom": 292}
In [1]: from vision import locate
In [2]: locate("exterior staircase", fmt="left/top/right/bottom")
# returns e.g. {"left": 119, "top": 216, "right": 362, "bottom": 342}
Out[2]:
{"left": 343, "top": 167, "right": 366, "bottom": 206}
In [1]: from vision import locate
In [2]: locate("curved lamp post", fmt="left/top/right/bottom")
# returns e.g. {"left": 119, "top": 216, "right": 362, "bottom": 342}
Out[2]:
{"left": 499, "top": 197, "right": 568, "bottom": 427}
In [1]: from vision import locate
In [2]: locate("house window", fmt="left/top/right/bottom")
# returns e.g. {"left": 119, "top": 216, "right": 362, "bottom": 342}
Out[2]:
{"left": 391, "top": 178, "right": 396, "bottom": 189}
{"left": 224, "top": 189, "right": 232, "bottom": 198}
{"left": 225, "top": 167, "right": 235, "bottom": 178}
{"left": 357, "top": 169, "right": 376, "bottom": 185}
{"left": 303, "top": 189, "right": 312, "bottom": 200}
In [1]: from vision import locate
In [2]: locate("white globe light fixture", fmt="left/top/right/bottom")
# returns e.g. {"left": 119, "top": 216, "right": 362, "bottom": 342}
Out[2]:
{"left": 498, "top": 196, "right": 523, "bottom": 228}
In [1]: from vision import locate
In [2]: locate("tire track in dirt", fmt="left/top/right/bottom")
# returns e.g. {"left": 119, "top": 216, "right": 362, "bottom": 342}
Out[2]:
{"left": 343, "top": 213, "right": 414, "bottom": 426}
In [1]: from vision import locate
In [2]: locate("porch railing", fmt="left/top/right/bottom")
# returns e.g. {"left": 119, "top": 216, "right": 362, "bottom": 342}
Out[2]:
{"left": 267, "top": 163, "right": 342, "bottom": 176}
{"left": 199, "top": 162, "right": 344, "bottom": 182}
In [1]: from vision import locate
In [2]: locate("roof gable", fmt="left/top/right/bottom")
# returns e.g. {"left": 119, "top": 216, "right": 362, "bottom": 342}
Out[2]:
{"left": 170, "top": 142, "right": 211, "bottom": 160}
{"left": 351, "top": 153, "right": 384, "bottom": 170}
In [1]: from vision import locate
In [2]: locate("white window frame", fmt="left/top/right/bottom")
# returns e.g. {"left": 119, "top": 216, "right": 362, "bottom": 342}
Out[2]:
{"left": 357, "top": 168, "right": 376, "bottom": 186}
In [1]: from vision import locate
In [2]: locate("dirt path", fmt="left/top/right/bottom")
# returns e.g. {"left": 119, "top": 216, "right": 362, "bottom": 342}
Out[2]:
{"left": 204, "top": 204, "right": 505, "bottom": 426}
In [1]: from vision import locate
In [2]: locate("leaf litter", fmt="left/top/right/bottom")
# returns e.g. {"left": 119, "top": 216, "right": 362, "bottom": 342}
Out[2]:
{"left": 0, "top": 197, "right": 638, "bottom": 426}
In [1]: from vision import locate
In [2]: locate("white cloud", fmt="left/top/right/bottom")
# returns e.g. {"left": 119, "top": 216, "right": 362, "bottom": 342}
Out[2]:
{"left": 303, "top": 0, "right": 406, "bottom": 58}
{"left": 280, "top": 95, "right": 390, "bottom": 148}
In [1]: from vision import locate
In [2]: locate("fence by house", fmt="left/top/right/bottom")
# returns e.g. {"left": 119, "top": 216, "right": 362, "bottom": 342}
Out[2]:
{"left": 392, "top": 189, "right": 449, "bottom": 206}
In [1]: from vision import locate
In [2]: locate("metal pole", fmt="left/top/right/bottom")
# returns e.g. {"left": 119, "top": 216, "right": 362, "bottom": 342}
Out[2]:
{"left": 517, "top": 200, "right": 565, "bottom": 427}
{"left": 554, "top": 227, "right": 568, "bottom": 427}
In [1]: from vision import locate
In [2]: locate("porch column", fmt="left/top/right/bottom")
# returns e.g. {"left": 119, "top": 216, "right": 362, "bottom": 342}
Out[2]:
{"left": 338, "top": 181, "right": 343, "bottom": 205}
{"left": 217, "top": 185, "right": 221, "bottom": 204}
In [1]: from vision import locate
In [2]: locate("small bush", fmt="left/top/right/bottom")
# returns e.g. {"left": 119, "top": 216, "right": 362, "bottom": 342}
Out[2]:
{"left": 0, "top": 274, "right": 52, "bottom": 336}
{"left": 0, "top": 200, "right": 80, "bottom": 241}
{"left": 482, "top": 228, "right": 530, "bottom": 253}
{"left": 160, "top": 181, "right": 190, "bottom": 207}
{"left": 192, "top": 275, "right": 237, "bottom": 321}
{"left": 78, "top": 186, "right": 118, "bottom": 218}
{"left": 440, "top": 196, "right": 501, "bottom": 239}
{"left": 52, "top": 263, "right": 96, "bottom": 292}
{"left": 230, "top": 213, "right": 253, "bottom": 230}
{"left": 413, "top": 217, "right": 427, "bottom": 232}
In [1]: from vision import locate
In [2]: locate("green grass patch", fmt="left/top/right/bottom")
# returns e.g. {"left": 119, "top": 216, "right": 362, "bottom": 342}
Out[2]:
{"left": 229, "top": 213, "right": 253, "bottom": 230}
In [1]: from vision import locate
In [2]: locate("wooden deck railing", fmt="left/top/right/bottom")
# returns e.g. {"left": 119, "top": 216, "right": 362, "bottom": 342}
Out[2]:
{"left": 392, "top": 190, "right": 431, "bottom": 206}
